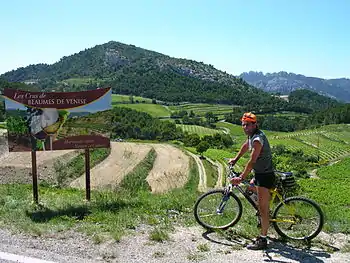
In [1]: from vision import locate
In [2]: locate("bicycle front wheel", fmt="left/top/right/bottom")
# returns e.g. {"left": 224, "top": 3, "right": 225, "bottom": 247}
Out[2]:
{"left": 272, "top": 196, "right": 324, "bottom": 241}
{"left": 194, "top": 189, "right": 243, "bottom": 230}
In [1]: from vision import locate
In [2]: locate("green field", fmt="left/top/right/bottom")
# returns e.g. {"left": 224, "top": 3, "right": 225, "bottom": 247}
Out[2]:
{"left": 113, "top": 103, "right": 171, "bottom": 118}
{"left": 112, "top": 94, "right": 153, "bottom": 104}
{"left": 111, "top": 94, "right": 170, "bottom": 117}
{"left": 177, "top": 124, "right": 223, "bottom": 136}
{"left": 169, "top": 103, "right": 234, "bottom": 117}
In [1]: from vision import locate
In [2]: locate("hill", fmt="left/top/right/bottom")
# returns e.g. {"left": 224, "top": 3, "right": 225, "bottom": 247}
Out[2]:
{"left": 1, "top": 41, "right": 347, "bottom": 116}
{"left": 239, "top": 71, "right": 350, "bottom": 102}
{"left": 0, "top": 41, "right": 291, "bottom": 112}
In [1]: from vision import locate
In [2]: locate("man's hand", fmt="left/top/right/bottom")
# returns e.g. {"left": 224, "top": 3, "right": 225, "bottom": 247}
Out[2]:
{"left": 228, "top": 158, "right": 237, "bottom": 165}
{"left": 230, "top": 175, "right": 243, "bottom": 185}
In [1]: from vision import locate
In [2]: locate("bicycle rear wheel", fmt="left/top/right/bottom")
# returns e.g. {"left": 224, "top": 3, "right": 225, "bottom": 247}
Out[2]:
{"left": 194, "top": 189, "right": 243, "bottom": 230}
{"left": 272, "top": 196, "right": 324, "bottom": 241}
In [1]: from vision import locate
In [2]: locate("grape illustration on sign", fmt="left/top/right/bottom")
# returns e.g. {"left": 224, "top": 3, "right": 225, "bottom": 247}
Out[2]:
{"left": 3, "top": 87, "right": 112, "bottom": 152}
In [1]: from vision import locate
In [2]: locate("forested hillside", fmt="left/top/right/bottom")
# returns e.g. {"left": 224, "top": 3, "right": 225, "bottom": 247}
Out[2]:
{"left": 287, "top": 89, "right": 342, "bottom": 113}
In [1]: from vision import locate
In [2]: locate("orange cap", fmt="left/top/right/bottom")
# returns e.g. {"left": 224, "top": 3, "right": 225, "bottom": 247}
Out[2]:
{"left": 241, "top": 112, "right": 257, "bottom": 123}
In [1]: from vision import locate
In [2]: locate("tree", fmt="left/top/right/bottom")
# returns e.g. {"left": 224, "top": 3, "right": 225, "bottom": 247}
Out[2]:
{"left": 183, "top": 133, "right": 200, "bottom": 147}
{"left": 205, "top": 112, "right": 218, "bottom": 124}
{"left": 196, "top": 141, "right": 210, "bottom": 156}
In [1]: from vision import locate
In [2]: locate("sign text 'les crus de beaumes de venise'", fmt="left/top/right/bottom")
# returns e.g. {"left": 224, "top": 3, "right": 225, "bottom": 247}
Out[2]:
{"left": 3, "top": 87, "right": 112, "bottom": 152}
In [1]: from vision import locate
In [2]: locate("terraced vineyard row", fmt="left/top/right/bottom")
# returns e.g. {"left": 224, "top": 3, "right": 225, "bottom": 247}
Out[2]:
{"left": 320, "top": 132, "right": 350, "bottom": 144}
{"left": 298, "top": 133, "right": 349, "bottom": 151}
{"left": 177, "top": 124, "right": 223, "bottom": 136}
{"left": 169, "top": 103, "right": 234, "bottom": 116}
{"left": 269, "top": 129, "right": 350, "bottom": 161}
{"left": 271, "top": 130, "right": 324, "bottom": 139}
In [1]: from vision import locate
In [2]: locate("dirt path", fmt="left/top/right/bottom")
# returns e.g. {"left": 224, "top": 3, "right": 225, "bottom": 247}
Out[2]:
{"left": 69, "top": 142, "right": 152, "bottom": 190}
{"left": 215, "top": 161, "right": 224, "bottom": 188}
{"left": 186, "top": 151, "right": 207, "bottom": 192}
{"left": 146, "top": 144, "right": 190, "bottom": 193}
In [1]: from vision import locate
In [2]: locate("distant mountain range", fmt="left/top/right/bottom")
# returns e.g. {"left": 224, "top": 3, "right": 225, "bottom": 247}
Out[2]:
{"left": 239, "top": 71, "right": 350, "bottom": 102}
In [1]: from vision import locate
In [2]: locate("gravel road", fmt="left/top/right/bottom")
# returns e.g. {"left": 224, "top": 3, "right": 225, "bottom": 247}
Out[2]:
{"left": 0, "top": 225, "right": 349, "bottom": 263}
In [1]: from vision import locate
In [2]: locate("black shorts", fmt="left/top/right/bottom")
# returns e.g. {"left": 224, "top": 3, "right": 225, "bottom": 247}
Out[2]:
{"left": 253, "top": 172, "right": 276, "bottom": 189}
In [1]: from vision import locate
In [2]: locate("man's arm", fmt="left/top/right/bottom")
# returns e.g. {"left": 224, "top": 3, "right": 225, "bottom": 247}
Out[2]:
{"left": 230, "top": 139, "right": 249, "bottom": 164}
{"left": 240, "top": 140, "right": 262, "bottom": 179}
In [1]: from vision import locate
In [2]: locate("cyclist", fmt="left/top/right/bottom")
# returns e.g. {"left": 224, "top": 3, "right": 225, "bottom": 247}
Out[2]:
{"left": 229, "top": 112, "right": 275, "bottom": 250}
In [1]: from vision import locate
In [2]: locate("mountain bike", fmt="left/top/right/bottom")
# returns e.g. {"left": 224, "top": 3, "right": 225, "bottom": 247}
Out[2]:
{"left": 193, "top": 164, "right": 324, "bottom": 241}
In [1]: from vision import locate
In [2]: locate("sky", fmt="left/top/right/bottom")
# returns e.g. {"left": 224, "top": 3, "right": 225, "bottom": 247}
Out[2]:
{"left": 1, "top": 0, "right": 349, "bottom": 79}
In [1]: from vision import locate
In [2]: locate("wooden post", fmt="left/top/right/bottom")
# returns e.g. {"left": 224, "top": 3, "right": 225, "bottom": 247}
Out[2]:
{"left": 85, "top": 148, "right": 91, "bottom": 201}
{"left": 31, "top": 150, "right": 38, "bottom": 204}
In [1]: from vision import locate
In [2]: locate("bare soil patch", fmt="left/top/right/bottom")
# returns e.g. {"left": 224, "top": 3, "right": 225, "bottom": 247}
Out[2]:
{"left": 1, "top": 133, "right": 192, "bottom": 193}
{"left": 70, "top": 142, "right": 191, "bottom": 193}
{"left": 69, "top": 142, "right": 152, "bottom": 190}
{"left": 0, "top": 131, "right": 78, "bottom": 184}
{"left": 146, "top": 144, "right": 190, "bottom": 193}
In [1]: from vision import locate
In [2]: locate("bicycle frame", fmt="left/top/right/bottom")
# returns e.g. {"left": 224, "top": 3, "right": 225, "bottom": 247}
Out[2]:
{"left": 225, "top": 166, "right": 259, "bottom": 211}
{"left": 226, "top": 165, "right": 298, "bottom": 224}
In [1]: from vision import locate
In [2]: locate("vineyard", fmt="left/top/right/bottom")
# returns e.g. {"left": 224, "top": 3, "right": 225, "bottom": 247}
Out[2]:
{"left": 110, "top": 94, "right": 171, "bottom": 118}
{"left": 169, "top": 103, "right": 234, "bottom": 117}
{"left": 298, "top": 157, "right": 350, "bottom": 233}
{"left": 112, "top": 103, "right": 171, "bottom": 118}
{"left": 268, "top": 125, "right": 350, "bottom": 162}
{"left": 177, "top": 124, "right": 223, "bottom": 137}
{"left": 216, "top": 122, "right": 350, "bottom": 163}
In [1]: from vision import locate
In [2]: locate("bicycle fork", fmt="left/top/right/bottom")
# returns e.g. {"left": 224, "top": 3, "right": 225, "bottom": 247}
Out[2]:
{"left": 216, "top": 194, "right": 230, "bottom": 215}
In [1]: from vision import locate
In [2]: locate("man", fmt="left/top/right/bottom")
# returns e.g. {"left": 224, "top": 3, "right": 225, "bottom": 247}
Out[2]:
{"left": 229, "top": 112, "right": 275, "bottom": 250}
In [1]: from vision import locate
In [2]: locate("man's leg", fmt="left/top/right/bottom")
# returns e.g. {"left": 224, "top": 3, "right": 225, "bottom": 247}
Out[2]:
{"left": 257, "top": 186, "right": 270, "bottom": 236}
{"left": 247, "top": 186, "right": 270, "bottom": 250}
